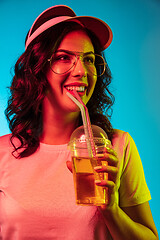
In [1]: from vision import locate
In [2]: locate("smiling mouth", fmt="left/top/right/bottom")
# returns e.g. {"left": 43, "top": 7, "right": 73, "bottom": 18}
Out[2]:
{"left": 65, "top": 86, "right": 86, "bottom": 92}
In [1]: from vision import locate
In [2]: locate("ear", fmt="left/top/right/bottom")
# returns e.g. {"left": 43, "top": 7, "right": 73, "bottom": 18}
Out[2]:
{"left": 66, "top": 160, "right": 73, "bottom": 173}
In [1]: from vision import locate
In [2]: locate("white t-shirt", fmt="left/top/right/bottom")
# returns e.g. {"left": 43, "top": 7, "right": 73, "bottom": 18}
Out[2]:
{"left": 0, "top": 130, "right": 151, "bottom": 239}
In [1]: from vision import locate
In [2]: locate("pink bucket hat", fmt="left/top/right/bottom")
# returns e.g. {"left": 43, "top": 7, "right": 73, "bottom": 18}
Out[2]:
{"left": 25, "top": 5, "right": 113, "bottom": 51}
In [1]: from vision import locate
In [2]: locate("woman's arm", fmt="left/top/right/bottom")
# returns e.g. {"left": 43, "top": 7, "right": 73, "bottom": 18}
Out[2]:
{"left": 99, "top": 201, "right": 159, "bottom": 240}
{"left": 95, "top": 147, "right": 159, "bottom": 240}
{"left": 66, "top": 143, "right": 159, "bottom": 239}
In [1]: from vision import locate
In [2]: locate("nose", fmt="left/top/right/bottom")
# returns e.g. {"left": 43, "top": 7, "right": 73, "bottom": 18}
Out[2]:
{"left": 71, "top": 57, "right": 87, "bottom": 78}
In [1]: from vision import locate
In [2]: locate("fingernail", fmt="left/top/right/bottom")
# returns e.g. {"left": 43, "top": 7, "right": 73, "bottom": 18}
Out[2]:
{"left": 95, "top": 180, "right": 101, "bottom": 184}
{"left": 94, "top": 166, "right": 102, "bottom": 170}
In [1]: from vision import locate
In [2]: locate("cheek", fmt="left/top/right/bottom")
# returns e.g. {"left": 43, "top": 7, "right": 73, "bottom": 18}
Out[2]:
{"left": 45, "top": 68, "right": 55, "bottom": 85}
{"left": 92, "top": 77, "right": 97, "bottom": 90}
{"left": 45, "top": 69, "right": 63, "bottom": 90}
{"left": 45, "top": 66, "right": 69, "bottom": 87}
{"left": 88, "top": 76, "right": 97, "bottom": 95}
{"left": 84, "top": 76, "right": 97, "bottom": 105}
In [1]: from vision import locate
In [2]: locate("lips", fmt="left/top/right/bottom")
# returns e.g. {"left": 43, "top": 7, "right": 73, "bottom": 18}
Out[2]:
{"left": 64, "top": 83, "right": 87, "bottom": 95}
{"left": 65, "top": 86, "right": 85, "bottom": 92}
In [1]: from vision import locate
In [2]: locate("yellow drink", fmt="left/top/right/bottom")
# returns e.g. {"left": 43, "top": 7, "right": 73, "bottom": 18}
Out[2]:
{"left": 72, "top": 156, "right": 108, "bottom": 206}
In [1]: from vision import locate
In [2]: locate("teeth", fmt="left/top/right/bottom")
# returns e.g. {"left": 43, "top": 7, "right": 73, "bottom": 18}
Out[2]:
{"left": 65, "top": 86, "right": 85, "bottom": 92}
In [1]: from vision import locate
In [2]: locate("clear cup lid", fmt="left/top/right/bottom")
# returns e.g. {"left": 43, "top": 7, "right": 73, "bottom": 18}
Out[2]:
{"left": 69, "top": 125, "right": 110, "bottom": 146}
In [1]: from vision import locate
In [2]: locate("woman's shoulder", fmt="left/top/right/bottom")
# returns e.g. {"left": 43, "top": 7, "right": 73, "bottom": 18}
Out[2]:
{"left": 0, "top": 134, "right": 13, "bottom": 165}
{"left": 111, "top": 129, "right": 134, "bottom": 148}
{"left": 112, "top": 129, "right": 129, "bottom": 140}
{"left": 0, "top": 134, "right": 12, "bottom": 149}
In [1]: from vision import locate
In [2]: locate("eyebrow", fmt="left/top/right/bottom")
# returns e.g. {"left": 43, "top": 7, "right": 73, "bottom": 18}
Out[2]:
{"left": 55, "top": 49, "right": 95, "bottom": 55}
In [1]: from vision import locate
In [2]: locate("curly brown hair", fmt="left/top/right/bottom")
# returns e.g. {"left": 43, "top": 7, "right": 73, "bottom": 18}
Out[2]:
{"left": 5, "top": 22, "right": 115, "bottom": 158}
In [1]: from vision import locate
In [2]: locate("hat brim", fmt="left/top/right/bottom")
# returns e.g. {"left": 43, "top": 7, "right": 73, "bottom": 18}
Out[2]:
{"left": 68, "top": 16, "right": 113, "bottom": 50}
{"left": 25, "top": 5, "right": 112, "bottom": 51}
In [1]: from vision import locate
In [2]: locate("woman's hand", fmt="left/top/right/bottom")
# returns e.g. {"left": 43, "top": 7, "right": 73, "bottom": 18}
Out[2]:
{"left": 66, "top": 146, "right": 119, "bottom": 209}
{"left": 66, "top": 151, "right": 159, "bottom": 240}
{"left": 94, "top": 147, "right": 119, "bottom": 209}
{"left": 66, "top": 160, "right": 73, "bottom": 173}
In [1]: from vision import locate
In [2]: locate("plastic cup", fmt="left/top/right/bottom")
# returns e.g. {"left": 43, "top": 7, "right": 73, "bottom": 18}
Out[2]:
{"left": 68, "top": 125, "right": 111, "bottom": 206}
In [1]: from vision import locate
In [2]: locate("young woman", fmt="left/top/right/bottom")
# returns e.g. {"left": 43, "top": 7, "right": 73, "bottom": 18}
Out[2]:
{"left": 0, "top": 5, "right": 158, "bottom": 240}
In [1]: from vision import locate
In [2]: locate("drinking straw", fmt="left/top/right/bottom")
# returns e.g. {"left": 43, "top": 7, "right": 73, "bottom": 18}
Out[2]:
{"left": 72, "top": 90, "right": 96, "bottom": 157}
{"left": 67, "top": 90, "right": 105, "bottom": 202}
{"left": 66, "top": 91, "right": 88, "bottom": 136}
{"left": 66, "top": 90, "right": 96, "bottom": 157}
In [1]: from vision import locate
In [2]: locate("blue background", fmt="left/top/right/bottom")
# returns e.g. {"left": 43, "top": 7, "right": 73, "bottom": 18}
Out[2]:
{"left": 0, "top": 0, "right": 160, "bottom": 234}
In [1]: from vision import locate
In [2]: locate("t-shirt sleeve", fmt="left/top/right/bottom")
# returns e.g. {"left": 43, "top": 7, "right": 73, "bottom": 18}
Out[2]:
{"left": 119, "top": 132, "right": 151, "bottom": 207}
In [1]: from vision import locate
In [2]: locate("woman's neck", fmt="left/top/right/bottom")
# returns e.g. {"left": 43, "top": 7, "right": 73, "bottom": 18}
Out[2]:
{"left": 40, "top": 107, "right": 80, "bottom": 145}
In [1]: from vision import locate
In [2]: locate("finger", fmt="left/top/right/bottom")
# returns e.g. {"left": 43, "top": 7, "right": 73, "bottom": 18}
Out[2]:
{"left": 96, "top": 146, "right": 117, "bottom": 158}
{"left": 66, "top": 160, "right": 73, "bottom": 173}
{"left": 98, "top": 153, "right": 118, "bottom": 167}
{"left": 94, "top": 165, "right": 118, "bottom": 175}
{"left": 95, "top": 179, "right": 115, "bottom": 189}
{"left": 94, "top": 165, "right": 118, "bottom": 183}
{"left": 105, "top": 147, "right": 117, "bottom": 157}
